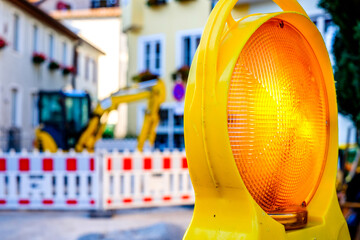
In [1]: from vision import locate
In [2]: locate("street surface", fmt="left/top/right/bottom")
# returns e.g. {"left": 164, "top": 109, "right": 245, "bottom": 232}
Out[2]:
{"left": 0, "top": 206, "right": 194, "bottom": 240}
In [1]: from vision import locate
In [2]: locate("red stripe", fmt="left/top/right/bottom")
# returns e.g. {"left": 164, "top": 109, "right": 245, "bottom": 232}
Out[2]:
{"left": 66, "top": 158, "right": 77, "bottom": 171}
{"left": 163, "top": 196, "right": 172, "bottom": 201}
{"left": 143, "top": 157, "right": 152, "bottom": 170}
{"left": 107, "top": 198, "right": 112, "bottom": 204}
{"left": 19, "top": 199, "right": 30, "bottom": 205}
{"left": 42, "top": 199, "right": 54, "bottom": 205}
{"left": 143, "top": 197, "right": 152, "bottom": 202}
{"left": 0, "top": 199, "right": 6, "bottom": 204}
{"left": 107, "top": 158, "right": 112, "bottom": 171}
{"left": 182, "top": 157, "right": 188, "bottom": 169}
{"left": 123, "top": 198, "right": 132, "bottom": 203}
{"left": 182, "top": 195, "right": 190, "bottom": 200}
{"left": 163, "top": 157, "right": 171, "bottom": 169}
{"left": 0, "top": 158, "right": 6, "bottom": 171}
{"left": 90, "top": 158, "right": 95, "bottom": 171}
{"left": 19, "top": 158, "right": 30, "bottom": 172}
{"left": 123, "top": 158, "right": 132, "bottom": 170}
{"left": 42, "top": 158, "right": 53, "bottom": 171}
{"left": 66, "top": 199, "right": 77, "bottom": 205}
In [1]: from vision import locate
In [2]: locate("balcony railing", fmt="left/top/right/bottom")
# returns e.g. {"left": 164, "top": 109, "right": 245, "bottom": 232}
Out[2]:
{"left": 91, "top": 0, "right": 119, "bottom": 8}
{"left": 147, "top": 0, "right": 167, "bottom": 7}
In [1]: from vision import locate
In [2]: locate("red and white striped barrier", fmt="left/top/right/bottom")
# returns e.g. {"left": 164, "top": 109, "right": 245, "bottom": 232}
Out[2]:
{"left": 0, "top": 150, "right": 99, "bottom": 209}
{"left": 0, "top": 149, "right": 194, "bottom": 210}
{"left": 102, "top": 150, "right": 194, "bottom": 209}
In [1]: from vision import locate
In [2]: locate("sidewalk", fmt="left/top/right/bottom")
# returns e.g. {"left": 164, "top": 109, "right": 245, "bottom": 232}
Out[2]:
{"left": 0, "top": 206, "right": 193, "bottom": 240}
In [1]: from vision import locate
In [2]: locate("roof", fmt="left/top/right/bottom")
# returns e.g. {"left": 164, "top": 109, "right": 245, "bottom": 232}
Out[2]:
{"left": 6, "top": 0, "right": 79, "bottom": 40}
{"left": 51, "top": 7, "right": 121, "bottom": 20}
{"left": 79, "top": 35, "right": 106, "bottom": 55}
{"left": 27, "top": 0, "right": 42, "bottom": 3}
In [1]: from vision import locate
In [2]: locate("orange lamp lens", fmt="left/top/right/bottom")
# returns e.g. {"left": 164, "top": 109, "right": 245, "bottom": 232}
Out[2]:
{"left": 227, "top": 18, "right": 329, "bottom": 215}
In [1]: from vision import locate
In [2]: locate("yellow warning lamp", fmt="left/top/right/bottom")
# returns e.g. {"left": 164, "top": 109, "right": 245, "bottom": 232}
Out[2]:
{"left": 183, "top": 0, "right": 350, "bottom": 239}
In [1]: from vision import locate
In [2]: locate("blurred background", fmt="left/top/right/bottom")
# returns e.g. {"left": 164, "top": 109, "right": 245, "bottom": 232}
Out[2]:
{"left": 0, "top": 0, "right": 359, "bottom": 239}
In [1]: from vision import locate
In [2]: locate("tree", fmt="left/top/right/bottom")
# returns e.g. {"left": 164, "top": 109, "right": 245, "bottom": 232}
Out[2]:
{"left": 319, "top": 0, "right": 360, "bottom": 142}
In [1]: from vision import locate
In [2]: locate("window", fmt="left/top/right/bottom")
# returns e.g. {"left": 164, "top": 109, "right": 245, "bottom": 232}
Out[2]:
{"left": 312, "top": 15, "right": 336, "bottom": 64}
{"left": 92, "top": 59, "right": 97, "bottom": 83}
{"left": 33, "top": 25, "right": 38, "bottom": 52}
{"left": 62, "top": 42, "right": 67, "bottom": 65}
{"left": 158, "top": 108, "right": 169, "bottom": 127}
{"left": 147, "top": 0, "right": 167, "bottom": 7}
{"left": 180, "top": 33, "right": 201, "bottom": 67}
{"left": 155, "top": 42, "right": 161, "bottom": 70}
{"left": 325, "top": 19, "right": 334, "bottom": 33}
{"left": 121, "top": 0, "right": 130, "bottom": 7}
{"left": 65, "top": 97, "right": 89, "bottom": 133}
{"left": 91, "top": 0, "right": 119, "bottom": 8}
{"left": 145, "top": 43, "right": 151, "bottom": 70}
{"left": 323, "top": 19, "right": 337, "bottom": 56}
{"left": 31, "top": 93, "right": 38, "bottom": 127}
{"left": 65, "top": 96, "right": 90, "bottom": 147}
{"left": 13, "top": 14, "right": 19, "bottom": 51}
{"left": 77, "top": 53, "right": 82, "bottom": 77}
{"left": 39, "top": 94, "right": 63, "bottom": 126}
{"left": 139, "top": 35, "right": 164, "bottom": 75}
{"left": 11, "top": 89, "right": 18, "bottom": 127}
{"left": 211, "top": 0, "right": 218, "bottom": 10}
{"left": 85, "top": 56, "right": 90, "bottom": 80}
{"left": 49, "top": 34, "right": 54, "bottom": 59}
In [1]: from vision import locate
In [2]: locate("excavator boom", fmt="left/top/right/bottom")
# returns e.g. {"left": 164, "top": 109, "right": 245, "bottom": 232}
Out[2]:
{"left": 75, "top": 79, "right": 166, "bottom": 152}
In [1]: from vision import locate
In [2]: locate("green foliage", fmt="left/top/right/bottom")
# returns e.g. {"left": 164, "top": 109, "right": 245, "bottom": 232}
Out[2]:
{"left": 132, "top": 70, "right": 158, "bottom": 83}
{"left": 319, "top": 0, "right": 360, "bottom": 130}
{"left": 102, "top": 124, "right": 115, "bottom": 139}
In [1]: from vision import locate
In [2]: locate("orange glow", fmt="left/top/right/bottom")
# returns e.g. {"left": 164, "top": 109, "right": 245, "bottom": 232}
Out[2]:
{"left": 227, "top": 19, "right": 329, "bottom": 213}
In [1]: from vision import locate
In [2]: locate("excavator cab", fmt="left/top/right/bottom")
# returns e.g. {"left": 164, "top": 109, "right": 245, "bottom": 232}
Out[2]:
{"left": 37, "top": 90, "right": 91, "bottom": 151}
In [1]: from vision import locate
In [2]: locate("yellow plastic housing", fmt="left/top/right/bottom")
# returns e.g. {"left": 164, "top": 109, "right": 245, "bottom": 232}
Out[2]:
{"left": 228, "top": 19, "right": 329, "bottom": 213}
{"left": 183, "top": 0, "right": 350, "bottom": 239}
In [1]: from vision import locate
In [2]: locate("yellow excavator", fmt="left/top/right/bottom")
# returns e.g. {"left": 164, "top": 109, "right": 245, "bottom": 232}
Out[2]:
{"left": 34, "top": 79, "right": 166, "bottom": 152}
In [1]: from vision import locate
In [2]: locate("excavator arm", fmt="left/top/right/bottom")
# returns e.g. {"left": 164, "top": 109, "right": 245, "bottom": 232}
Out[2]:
{"left": 75, "top": 79, "right": 166, "bottom": 152}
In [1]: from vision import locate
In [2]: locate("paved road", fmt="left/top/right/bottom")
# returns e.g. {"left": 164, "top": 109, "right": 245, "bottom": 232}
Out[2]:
{"left": 0, "top": 206, "right": 194, "bottom": 240}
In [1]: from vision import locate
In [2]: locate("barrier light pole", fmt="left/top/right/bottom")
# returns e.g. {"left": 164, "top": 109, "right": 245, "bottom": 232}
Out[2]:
{"left": 183, "top": 0, "right": 350, "bottom": 239}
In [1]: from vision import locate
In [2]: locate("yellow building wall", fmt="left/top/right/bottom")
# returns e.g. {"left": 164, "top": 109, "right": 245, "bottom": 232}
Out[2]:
{"left": 125, "top": 0, "right": 249, "bottom": 135}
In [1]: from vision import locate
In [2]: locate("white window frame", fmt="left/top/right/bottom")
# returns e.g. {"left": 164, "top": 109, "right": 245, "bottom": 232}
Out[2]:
{"left": 175, "top": 28, "right": 202, "bottom": 68}
{"left": 137, "top": 34, "right": 165, "bottom": 77}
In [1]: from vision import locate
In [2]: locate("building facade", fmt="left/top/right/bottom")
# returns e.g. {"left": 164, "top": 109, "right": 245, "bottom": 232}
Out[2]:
{"left": 122, "top": 0, "right": 350, "bottom": 150}
{"left": 0, "top": 0, "right": 103, "bottom": 150}
{"left": 122, "top": 0, "right": 249, "bottom": 150}
{"left": 32, "top": 0, "right": 128, "bottom": 138}
{"left": 29, "top": 0, "right": 119, "bottom": 11}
